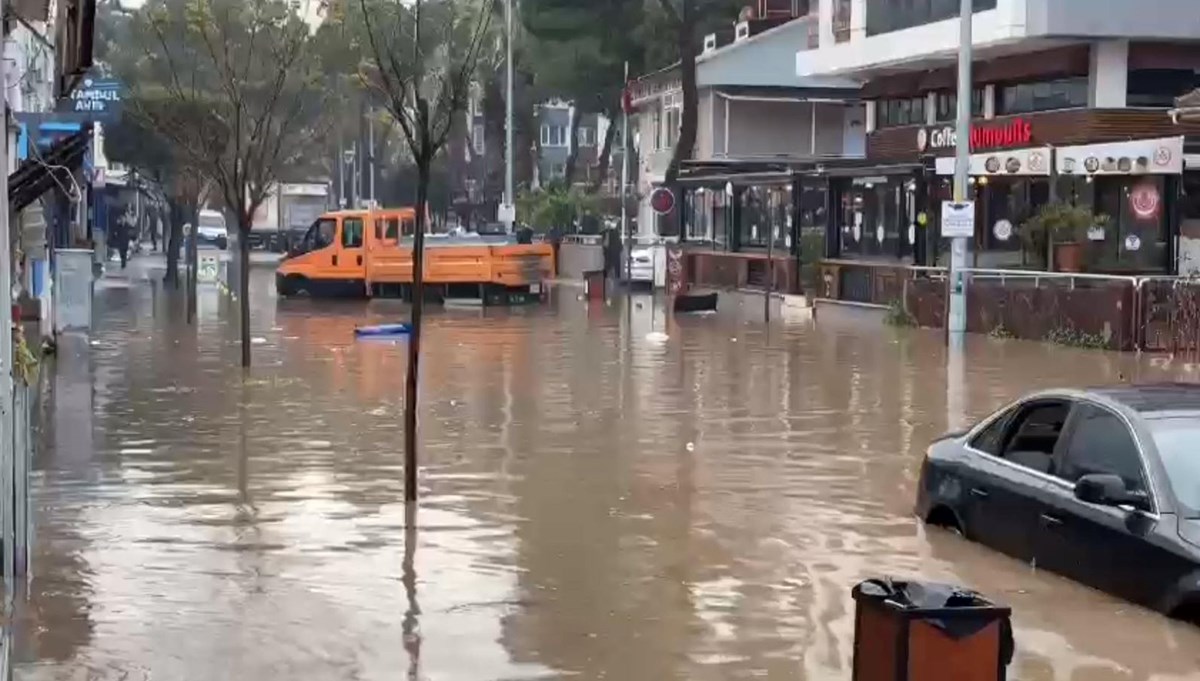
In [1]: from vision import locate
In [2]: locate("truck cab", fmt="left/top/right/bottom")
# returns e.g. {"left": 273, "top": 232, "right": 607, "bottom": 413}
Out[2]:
{"left": 275, "top": 211, "right": 367, "bottom": 297}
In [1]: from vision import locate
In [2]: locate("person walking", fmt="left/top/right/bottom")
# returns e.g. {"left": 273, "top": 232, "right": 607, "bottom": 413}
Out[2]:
{"left": 603, "top": 225, "right": 623, "bottom": 281}
{"left": 111, "top": 216, "right": 130, "bottom": 270}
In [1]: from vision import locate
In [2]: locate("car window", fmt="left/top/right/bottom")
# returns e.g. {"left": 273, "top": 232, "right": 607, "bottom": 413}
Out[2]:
{"left": 376, "top": 218, "right": 400, "bottom": 241}
{"left": 1059, "top": 405, "right": 1147, "bottom": 493}
{"left": 314, "top": 219, "right": 337, "bottom": 249}
{"left": 996, "top": 401, "right": 1071, "bottom": 474}
{"left": 1147, "top": 418, "right": 1200, "bottom": 514}
{"left": 342, "top": 218, "right": 364, "bottom": 248}
{"left": 970, "top": 411, "right": 1010, "bottom": 455}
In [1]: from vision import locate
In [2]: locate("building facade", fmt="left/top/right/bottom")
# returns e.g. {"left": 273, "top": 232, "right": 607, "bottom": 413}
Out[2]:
{"left": 791, "top": 0, "right": 1200, "bottom": 301}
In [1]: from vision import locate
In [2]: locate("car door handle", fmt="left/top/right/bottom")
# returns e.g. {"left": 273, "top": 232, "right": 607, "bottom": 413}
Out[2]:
{"left": 969, "top": 487, "right": 989, "bottom": 499}
{"left": 332, "top": 255, "right": 338, "bottom": 267}
{"left": 1040, "top": 513, "right": 1064, "bottom": 528}
{"left": 357, "top": 255, "right": 363, "bottom": 266}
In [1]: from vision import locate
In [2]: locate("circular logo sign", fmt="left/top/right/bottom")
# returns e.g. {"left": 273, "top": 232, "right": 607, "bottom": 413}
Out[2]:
{"left": 916, "top": 128, "right": 929, "bottom": 152}
{"left": 1084, "top": 157, "right": 1101, "bottom": 173}
{"left": 1117, "top": 157, "right": 1132, "bottom": 172}
{"left": 1028, "top": 151, "right": 1046, "bottom": 173}
{"left": 1005, "top": 157, "right": 1022, "bottom": 174}
{"left": 993, "top": 219, "right": 1013, "bottom": 242}
{"left": 984, "top": 157, "right": 1001, "bottom": 173}
{"left": 1130, "top": 182, "right": 1161, "bottom": 221}
{"left": 1125, "top": 234, "right": 1142, "bottom": 252}
{"left": 1155, "top": 145, "right": 1173, "bottom": 167}
{"left": 650, "top": 187, "right": 676, "bottom": 215}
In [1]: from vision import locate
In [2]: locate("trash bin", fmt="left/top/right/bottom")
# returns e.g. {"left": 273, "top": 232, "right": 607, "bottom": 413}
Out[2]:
{"left": 851, "top": 579, "right": 1013, "bottom": 681}
{"left": 584, "top": 270, "right": 606, "bottom": 301}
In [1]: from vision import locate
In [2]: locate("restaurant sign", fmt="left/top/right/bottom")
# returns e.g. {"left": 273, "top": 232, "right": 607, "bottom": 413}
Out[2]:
{"left": 917, "top": 118, "right": 1033, "bottom": 152}
{"left": 1055, "top": 136, "right": 1184, "bottom": 176}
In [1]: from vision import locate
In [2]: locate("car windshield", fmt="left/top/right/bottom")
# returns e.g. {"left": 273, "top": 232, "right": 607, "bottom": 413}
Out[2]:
{"left": 1148, "top": 417, "right": 1200, "bottom": 515}
{"left": 199, "top": 215, "right": 225, "bottom": 230}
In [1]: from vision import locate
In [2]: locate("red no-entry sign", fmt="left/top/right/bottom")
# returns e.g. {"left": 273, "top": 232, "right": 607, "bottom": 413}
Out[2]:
{"left": 650, "top": 187, "right": 675, "bottom": 215}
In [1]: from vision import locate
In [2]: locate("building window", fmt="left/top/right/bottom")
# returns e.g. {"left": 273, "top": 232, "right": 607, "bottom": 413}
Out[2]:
{"left": 472, "top": 124, "right": 485, "bottom": 156}
{"left": 866, "top": 0, "right": 997, "bottom": 37}
{"left": 663, "top": 93, "right": 681, "bottom": 150}
{"left": 838, "top": 178, "right": 913, "bottom": 260}
{"left": 652, "top": 107, "right": 663, "bottom": 151}
{"left": 833, "top": 0, "right": 852, "bottom": 42}
{"left": 934, "top": 89, "right": 984, "bottom": 122}
{"left": 578, "top": 126, "right": 596, "bottom": 147}
{"left": 541, "top": 124, "right": 567, "bottom": 147}
{"left": 876, "top": 96, "right": 926, "bottom": 128}
{"left": 996, "top": 77, "right": 1088, "bottom": 115}
{"left": 1127, "top": 69, "right": 1200, "bottom": 108}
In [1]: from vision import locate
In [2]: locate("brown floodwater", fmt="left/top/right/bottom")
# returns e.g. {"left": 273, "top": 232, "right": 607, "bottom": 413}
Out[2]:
{"left": 13, "top": 259, "right": 1200, "bottom": 680}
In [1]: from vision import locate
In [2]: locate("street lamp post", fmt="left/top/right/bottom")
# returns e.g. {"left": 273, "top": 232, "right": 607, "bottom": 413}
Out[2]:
{"left": 948, "top": 0, "right": 972, "bottom": 339}
{"left": 502, "top": 0, "right": 515, "bottom": 232}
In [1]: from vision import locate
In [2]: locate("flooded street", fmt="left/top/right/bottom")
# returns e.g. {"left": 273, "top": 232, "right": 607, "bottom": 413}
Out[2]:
{"left": 15, "top": 259, "right": 1200, "bottom": 680}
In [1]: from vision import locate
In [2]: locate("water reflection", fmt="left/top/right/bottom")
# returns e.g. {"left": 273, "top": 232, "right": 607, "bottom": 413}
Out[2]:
{"left": 14, "top": 266, "right": 1200, "bottom": 680}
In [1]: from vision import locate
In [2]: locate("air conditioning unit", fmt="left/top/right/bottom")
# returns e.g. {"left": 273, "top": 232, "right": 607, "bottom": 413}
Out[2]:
{"left": 703, "top": 33, "right": 718, "bottom": 53}
{"left": 734, "top": 21, "right": 750, "bottom": 41}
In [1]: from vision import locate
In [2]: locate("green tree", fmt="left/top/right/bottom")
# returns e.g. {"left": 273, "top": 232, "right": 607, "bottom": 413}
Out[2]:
{"left": 119, "top": 0, "right": 326, "bottom": 368}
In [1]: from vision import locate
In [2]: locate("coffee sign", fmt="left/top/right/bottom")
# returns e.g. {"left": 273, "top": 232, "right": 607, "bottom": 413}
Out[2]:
{"left": 918, "top": 118, "right": 1033, "bottom": 152}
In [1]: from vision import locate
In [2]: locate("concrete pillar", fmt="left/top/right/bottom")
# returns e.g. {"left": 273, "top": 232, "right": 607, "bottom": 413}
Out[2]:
{"left": 865, "top": 100, "right": 877, "bottom": 133}
{"left": 1089, "top": 40, "right": 1129, "bottom": 109}
{"left": 850, "top": 0, "right": 866, "bottom": 41}
{"left": 984, "top": 84, "right": 996, "bottom": 119}
{"left": 818, "top": 0, "right": 835, "bottom": 47}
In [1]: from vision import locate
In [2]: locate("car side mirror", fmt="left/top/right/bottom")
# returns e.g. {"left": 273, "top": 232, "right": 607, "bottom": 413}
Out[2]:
{"left": 1074, "top": 473, "right": 1149, "bottom": 509}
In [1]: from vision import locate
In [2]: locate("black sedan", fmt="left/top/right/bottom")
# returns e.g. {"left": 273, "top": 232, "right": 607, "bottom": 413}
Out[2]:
{"left": 916, "top": 384, "right": 1200, "bottom": 624}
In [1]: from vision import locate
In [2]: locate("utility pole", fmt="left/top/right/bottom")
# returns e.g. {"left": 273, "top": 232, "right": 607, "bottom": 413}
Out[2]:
{"left": 948, "top": 0, "right": 972, "bottom": 340}
{"left": 502, "top": 0, "right": 515, "bottom": 232}
{"left": 621, "top": 62, "right": 631, "bottom": 284}
{"left": 369, "top": 111, "right": 376, "bottom": 204}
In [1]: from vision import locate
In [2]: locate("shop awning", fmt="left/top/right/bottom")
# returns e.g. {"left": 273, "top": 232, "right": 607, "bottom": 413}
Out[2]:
{"left": 7, "top": 130, "right": 89, "bottom": 212}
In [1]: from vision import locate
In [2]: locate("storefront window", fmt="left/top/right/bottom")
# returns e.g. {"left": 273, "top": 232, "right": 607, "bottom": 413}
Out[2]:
{"left": 737, "top": 185, "right": 790, "bottom": 250}
{"left": 1090, "top": 176, "right": 1169, "bottom": 272}
{"left": 979, "top": 178, "right": 1049, "bottom": 267}
{"left": 935, "top": 89, "right": 984, "bottom": 122}
{"left": 996, "top": 77, "right": 1088, "bottom": 115}
{"left": 877, "top": 96, "right": 926, "bottom": 128}
{"left": 839, "top": 178, "right": 913, "bottom": 260}
{"left": 866, "top": 0, "right": 996, "bottom": 37}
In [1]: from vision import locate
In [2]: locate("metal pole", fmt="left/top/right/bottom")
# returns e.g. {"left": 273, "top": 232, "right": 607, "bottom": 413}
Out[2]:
{"left": 0, "top": 0, "right": 14, "bottom": 592}
{"left": 338, "top": 135, "right": 346, "bottom": 209}
{"left": 621, "top": 61, "right": 631, "bottom": 284}
{"left": 503, "top": 0, "right": 515, "bottom": 232}
{"left": 369, "top": 111, "right": 376, "bottom": 203}
{"left": 948, "top": 0, "right": 972, "bottom": 338}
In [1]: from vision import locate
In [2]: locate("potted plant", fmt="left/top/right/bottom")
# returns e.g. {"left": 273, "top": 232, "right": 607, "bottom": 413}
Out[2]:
{"left": 1019, "top": 203, "right": 1109, "bottom": 273}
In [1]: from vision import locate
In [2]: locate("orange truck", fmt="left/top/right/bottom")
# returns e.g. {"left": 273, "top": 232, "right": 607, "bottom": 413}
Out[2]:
{"left": 275, "top": 207, "right": 555, "bottom": 302}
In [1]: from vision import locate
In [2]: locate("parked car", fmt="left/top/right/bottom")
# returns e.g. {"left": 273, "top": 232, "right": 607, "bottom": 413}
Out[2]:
{"left": 196, "top": 209, "right": 228, "bottom": 250}
{"left": 627, "top": 246, "right": 654, "bottom": 283}
{"left": 915, "top": 384, "right": 1200, "bottom": 624}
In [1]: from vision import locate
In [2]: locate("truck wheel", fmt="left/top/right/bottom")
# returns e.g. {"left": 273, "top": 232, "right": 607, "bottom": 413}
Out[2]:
{"left": 281, "top": 275, "right": 310, "bottom": 297}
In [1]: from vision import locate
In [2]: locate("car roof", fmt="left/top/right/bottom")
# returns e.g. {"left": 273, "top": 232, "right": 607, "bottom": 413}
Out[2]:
{"left": 1086, "top": 383, "right": 1200, "bottom": 416}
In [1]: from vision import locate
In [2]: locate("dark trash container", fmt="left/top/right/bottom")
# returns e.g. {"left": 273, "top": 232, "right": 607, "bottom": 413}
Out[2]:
{"left": 852, "top": 578, "right": 1013, "bottom": 681}
{"left": 584, "top": 270, "right": 606, "bottom": 301}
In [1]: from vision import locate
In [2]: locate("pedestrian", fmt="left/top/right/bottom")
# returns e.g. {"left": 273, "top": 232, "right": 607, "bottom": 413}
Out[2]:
{"left": 111, "top": 217, "right": 130, "bottom": 269}
{"left": 150, "top": 215, "right": 159, "bottom": 252}
{"left": 603, "top": 226, "right": 622, "bottom": 280}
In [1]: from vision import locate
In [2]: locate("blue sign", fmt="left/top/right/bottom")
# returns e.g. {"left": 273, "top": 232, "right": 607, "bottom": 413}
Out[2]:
{"left": 57, "top": 73, "right": 123, "bottom": 122}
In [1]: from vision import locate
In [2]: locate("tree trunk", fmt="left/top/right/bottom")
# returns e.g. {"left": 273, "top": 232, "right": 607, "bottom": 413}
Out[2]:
{"left": 164, "top": 200, "right": 183, "bottom": 288}
{"left": 592, "top": 114, "right": 618, "bottom": 191}
{"left": 405, "top": 155, "right": 431, "bottom": 505}
{"left": 186, "top": 204, "right": 199, "bottom": 324}
{"left": 563, "top": 110, "right": 584, "bottom": 187}
{"left": 238, "top": 219, "right": 251, "bottom": 368}
{"left": 665, "top": 0, "right": 698, "bottom": 187}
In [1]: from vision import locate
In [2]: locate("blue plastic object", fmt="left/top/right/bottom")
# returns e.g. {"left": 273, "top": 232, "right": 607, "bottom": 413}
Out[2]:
{"left": 354, "top": 323, "right": 413, "bottom": 338}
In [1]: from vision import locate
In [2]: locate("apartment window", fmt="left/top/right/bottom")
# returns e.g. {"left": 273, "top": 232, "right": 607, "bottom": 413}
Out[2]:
{"left": 866, "top": 0, "right": 996, "bottom": 37}
{"left": 473, "top": 124, "right": 485, "bottom": 155}
{"left": 540, "top": 124, "right": 567, "bottom": 147}
{"left": 934, "top": 89, "right": 984, "bottom": 122}
{"left": 877, "top": 96, "right": 926, "bottom": 128}
{"left": 833, "top": 0, "right": 852, "bottom": 42}
{"left": 578, "top": 126, "right": 596, "bottom": 147}
{"left": 663, "top": 93, "right": 681, "bottom": 150}
{"left": 997, "top": 77, "right": 1088, "bottom": 115}
{"left": 652, "top": 107, "right": 663, "bottom": 150}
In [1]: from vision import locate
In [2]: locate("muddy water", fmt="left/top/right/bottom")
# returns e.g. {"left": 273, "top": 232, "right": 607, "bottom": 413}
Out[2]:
{"left": 15, "top": 261, "right": 1200, "bottom": 680}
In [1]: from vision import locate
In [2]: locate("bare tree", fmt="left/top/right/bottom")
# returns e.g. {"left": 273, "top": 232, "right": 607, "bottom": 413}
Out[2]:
{"left": 356, "top": 0, "right": 493, "bottom": 503}
{"left": 124, "top": 0, "right": 325, "bottom": 368}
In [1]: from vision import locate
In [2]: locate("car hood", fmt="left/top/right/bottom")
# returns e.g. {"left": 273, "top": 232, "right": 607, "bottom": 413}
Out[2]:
{"left": 1179, "top": 518, "right": 1200, "bottom": 551}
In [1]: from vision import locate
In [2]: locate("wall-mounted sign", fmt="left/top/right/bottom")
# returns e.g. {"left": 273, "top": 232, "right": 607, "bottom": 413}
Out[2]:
{"left": 56, "top": 71, "right": 123, "bottom": 123}
{"left": 941, "top": 201, "right": 976, "bottom": 238}
{"left": 1056, "top": 136, "right": 1184, "bottom": 176}
{"left": 917, "top": 118, "right": 1033, "bottom": 152}
{"left": 650, "top": 187, "right": 676, "bottom": 215}
{"left": 935, "top": 147, "right": 1053, "bottom": 177}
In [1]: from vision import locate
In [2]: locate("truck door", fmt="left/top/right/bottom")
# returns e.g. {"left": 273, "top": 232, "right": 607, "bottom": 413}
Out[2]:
{"left": 334, "top": 214, "right": 366, "bottom": 285}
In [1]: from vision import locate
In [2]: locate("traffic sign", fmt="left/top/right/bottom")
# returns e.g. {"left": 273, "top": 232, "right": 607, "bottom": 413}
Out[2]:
{"left": 941, "top": 201, "right": 976, "bottom": 238}
{"left": 650, "top": 187, "right": 675, "bottom": 215}
{"left": 198, "top": 253, "right": 219, "bottom": 283}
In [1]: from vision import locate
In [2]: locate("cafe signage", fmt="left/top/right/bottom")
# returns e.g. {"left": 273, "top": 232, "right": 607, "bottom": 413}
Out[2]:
{"left": 917, "top": 118, "right": 1033, "bottom": 152}
{"left": 1056, "top": 136, "right": 1184, "bottom": 176}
